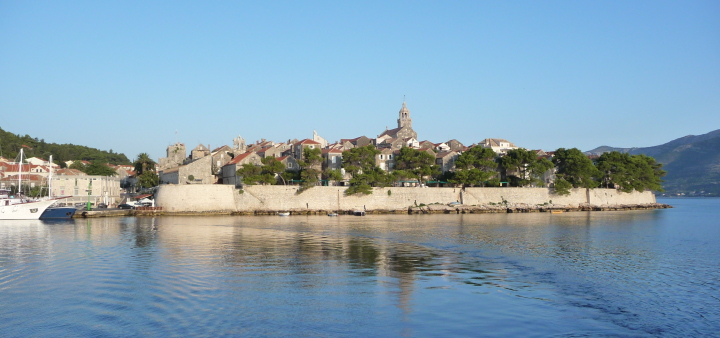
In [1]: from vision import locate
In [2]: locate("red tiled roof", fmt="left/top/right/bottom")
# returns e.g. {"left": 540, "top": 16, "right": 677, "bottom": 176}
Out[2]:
{"left": 225, "top": 152, "right": 256, "bottom": 165}
{"left": 0, "top": 174, "right": 45, "bottom": 181}
{"left": 296, "top": 139, "right": 321, "bottom": 145}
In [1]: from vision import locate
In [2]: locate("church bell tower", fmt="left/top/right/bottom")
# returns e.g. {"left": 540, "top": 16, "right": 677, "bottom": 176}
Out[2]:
{"left": 397, "top": 101, "right": 412, "bottom": 129}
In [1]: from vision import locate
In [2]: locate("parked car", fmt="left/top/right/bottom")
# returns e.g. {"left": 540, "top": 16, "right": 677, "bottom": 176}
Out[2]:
{"left": 97, "top": 203, "right": 108, "bottom": 208}
{"left": 118, "top": 203, "right": 135, "bottom": 209}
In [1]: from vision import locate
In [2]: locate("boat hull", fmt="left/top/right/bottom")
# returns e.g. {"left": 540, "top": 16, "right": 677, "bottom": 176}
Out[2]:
{"left": 0, "top": 199, "right": 57, "bottom": 220}
{"left": 40, "top": 207, "right": 77, "bottom": 219}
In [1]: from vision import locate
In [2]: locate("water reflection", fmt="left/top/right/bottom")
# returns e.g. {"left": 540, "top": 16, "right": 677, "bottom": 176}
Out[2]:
{"left": 1, "top": 205, "right": 717, "bottom": 337}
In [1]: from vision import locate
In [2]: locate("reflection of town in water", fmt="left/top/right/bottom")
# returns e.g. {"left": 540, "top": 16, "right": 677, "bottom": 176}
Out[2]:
{"left": 4, "top": 208, "right": 702, "bottom": 337}
{"left": 1, "top": 212, "right": 661, "bottom": 314}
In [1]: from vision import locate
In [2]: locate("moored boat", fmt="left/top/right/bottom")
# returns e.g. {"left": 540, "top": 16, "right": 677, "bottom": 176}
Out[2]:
{"left": 40, "top": 206, "right": 77, "bottom": 219}
{"left": 0, "top": 149, "right": 59, "bottom": 220}
{"left": 0, "top": 198, "right": 58, "bottom": 220}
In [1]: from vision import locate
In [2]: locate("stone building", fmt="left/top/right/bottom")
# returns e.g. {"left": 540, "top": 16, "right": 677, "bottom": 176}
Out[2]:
{"left": 277, "top": 155, "right": 300, "bottom": 172}
{"left": 257, "top": 145, "right": 285, "bottom": 159}
{"left": 312, "top": 130, "right": 329, "bottom": 148}
{"left": 49, "top": 174, "right": 121, "bottom": 207}
{"left": 446, "top": 139, "right": 465, "bottom": 152}
{"left": 340, "top": 136, "right": 373, "bottom": 149}
{"left": 435, "top": 151, "right": 460, "bottom": 173}
{"left": 478, "top": 138, "right": 519, "bottom": 155}
{"left": 377, "top": 101, "right": 418, "bottom": 142}
{"left": 233, "top": 135, "right": 247, "bottom": 154}
{"left": 293, "top": 139, "right": 322, "bottom": 160}
{"left": 220, "top": 152, "right": 263, "bottom": 186}
{"left": 160, "top": 155, "right": 214, "bottom": 185}
{"left": 322, "top": 148, "right": 344, "bottom": 171}
{"left": 190, "top": 144, "right": 211, "bottom": 161}
{"left": 375, "top": 148, "right": 396, "bottom": 171}
{"left": 158, "top": 143, "right": 186, "bottom": 170}
{"left": 211, "top": 145, "right": 234, "bottom": 174}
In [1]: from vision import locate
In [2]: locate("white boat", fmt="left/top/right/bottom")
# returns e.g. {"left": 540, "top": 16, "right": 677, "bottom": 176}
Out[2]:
{"left": 0, "top": 149, "right": 57, "bottom": 220}
{"left": 277, "top": 212, "right": 290, "bottom": 216}
{"left": 1, "top": 199, "right": 58, "bottom": 220}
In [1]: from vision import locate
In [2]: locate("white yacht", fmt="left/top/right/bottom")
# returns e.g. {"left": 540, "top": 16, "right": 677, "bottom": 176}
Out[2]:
{"left": 0, "top": 149, "right": 57, "bottom": 220}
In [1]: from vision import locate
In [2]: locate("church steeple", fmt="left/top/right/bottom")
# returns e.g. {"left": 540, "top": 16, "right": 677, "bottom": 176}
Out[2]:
{"left": 397, "top": 100, "right": 412, "bottom": 129}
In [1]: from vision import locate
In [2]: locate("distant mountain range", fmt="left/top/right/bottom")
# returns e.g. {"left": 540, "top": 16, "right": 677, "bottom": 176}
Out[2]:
{"left": 586, "top": 129, "right": 720, "bottom": 196}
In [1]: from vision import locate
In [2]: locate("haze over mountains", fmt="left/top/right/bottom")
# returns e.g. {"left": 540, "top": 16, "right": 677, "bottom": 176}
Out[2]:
{"left": 586, "top": 129, "right": 720, "bottom": 196}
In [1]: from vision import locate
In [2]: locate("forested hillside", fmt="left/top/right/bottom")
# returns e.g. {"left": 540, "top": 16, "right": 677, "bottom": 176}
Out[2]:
{"left": 0, "top": 127, "right": 130, "bottom": 165}
{"left": 586, "top": 129, "right": 720, "bottom": 196}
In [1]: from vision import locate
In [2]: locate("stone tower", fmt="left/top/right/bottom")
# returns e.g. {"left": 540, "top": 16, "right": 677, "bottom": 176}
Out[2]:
{"left": 159, "top": 142, "right": 186, "bottom": 170}
{"left": 397, "top": 101, "right": 412, "bottom": 129}
{"left": 233, "top": 135, "right": 247, "bottom": 154}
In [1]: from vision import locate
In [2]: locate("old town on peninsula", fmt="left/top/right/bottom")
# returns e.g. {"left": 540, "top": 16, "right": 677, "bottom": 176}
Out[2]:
{"left": 0, "top": 101, "right": 668, "bottom": 215}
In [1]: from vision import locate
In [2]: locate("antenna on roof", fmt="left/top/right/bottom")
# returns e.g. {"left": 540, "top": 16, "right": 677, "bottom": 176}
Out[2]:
{"left": 175, "top": 130, "right": 178, "bottom": 144}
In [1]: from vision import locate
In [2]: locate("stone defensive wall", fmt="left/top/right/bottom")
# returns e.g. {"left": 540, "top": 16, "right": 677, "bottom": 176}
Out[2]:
{"left": 155, "top": 185, "right": 659, "bottom": 214}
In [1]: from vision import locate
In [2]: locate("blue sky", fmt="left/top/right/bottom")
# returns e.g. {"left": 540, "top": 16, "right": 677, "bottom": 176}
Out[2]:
{"left": 1, "top": 1, "right": 718, "bottom": 161}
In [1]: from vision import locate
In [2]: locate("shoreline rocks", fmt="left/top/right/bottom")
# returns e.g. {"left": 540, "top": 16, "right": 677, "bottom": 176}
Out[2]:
{"left": 75, "top": 203, "right": 672, "bottom": 217}
{"left": 407, "top": 202, "right": 672, "bottom": 214}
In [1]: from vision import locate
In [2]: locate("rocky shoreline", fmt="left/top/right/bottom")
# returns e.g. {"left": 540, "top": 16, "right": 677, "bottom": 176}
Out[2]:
{"left": 75, "top": 202, "right": 672, "bottom": 217}
{"left": 407, "top": 202, "right": 673, "bottom": 214}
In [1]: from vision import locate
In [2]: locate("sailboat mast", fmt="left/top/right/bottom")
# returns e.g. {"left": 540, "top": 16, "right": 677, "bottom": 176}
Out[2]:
{"left": 48, "top": 155, "right": 53, "bottom": 199}
{"left": 18, "top": 149, "right": 23, "bottom": 195}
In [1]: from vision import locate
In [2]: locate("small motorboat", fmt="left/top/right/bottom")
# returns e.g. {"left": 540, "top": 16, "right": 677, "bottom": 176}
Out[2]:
{"left": 277, "top": 212, "right": 290, "bottom": 216}
{"left": 327, "top": 212, "right": 338, "bottom": 217}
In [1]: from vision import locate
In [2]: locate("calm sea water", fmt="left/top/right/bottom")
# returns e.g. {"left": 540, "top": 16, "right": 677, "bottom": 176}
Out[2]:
{"left": 1, "top": 198, "right": 718, "bottom": 337}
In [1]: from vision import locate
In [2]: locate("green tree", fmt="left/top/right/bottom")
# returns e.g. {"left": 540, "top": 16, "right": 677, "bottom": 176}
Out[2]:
{"left": 299, "top": 147, "right": 322, "bottom": 169}
{"left": 134, "top": 153, "right": 156, "bottom": 175}
{"left": 633, "top": 154, "right": 666, "bottom": 192}
{"left": 395, "top": 147, "right": 438, "bottom": 185}
{"left": 138, "top": 171, "right": 159, "bottom": 188}
{"left": 236, "top": 163, "right": 263, "bottom": 185}
{"left": 499, "top": 149, "right": 554, "bottom": 187}
{"left": 324, "top": 168, "right": 343, "bottom": 184}
{"left": 553, "top": 177, "right": 573, "bottom": 195}
{"left": 342, "top": 145, "right": 380, "bottom": 177}
{"left": 552, "top": 148, "right": 600, "bottom": 189}
{"left": 261, "top": 157, "right": 288, "bottom": 185}
{"left": 450, "top": 147, "right": 498, "bottom": 187}
{"left": 341, "top": 145, "right": 392, "bottom": 195}
{"left": 296, "top": 147, "right": 323, "bottom": 192}
{"left": 69, "top": 161, "right": 87, "bottom": 172}
{"left": 85, "top": 161, "right": 117, "bottom": 176}
{"left": 596, "top": 151, "right": 665, "bottom": 192}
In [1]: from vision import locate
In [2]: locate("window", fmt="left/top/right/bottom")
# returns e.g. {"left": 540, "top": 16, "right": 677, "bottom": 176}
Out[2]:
{"left": 389, "top": 155, "right": 393, "bottom": 159}
{"left": 380, "top": 155, "right": 384, "bottom": 160}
